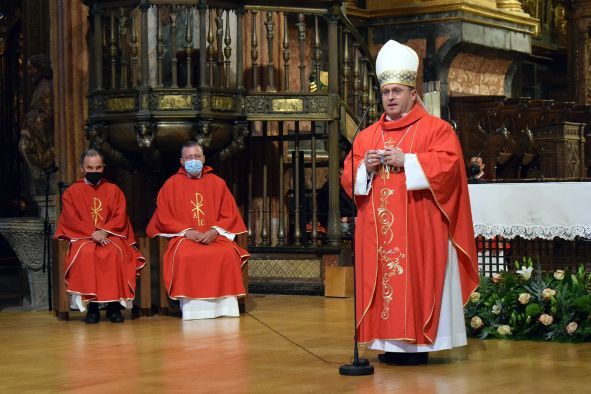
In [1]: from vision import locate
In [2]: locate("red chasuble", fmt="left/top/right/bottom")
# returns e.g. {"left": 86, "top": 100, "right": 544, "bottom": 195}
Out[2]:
{"left": 55, "top": 180, "right": 145, "bottom": 303}
{"left": 341, "top": 104, "right": 479, "bottom": 345}
{"left": 146, "top": 166, "right": 249, "bottom": 299}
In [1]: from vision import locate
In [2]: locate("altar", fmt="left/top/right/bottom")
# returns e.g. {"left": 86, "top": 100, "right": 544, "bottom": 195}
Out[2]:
{"left": 468, "top": 182, "right": 591, "bottom": 274}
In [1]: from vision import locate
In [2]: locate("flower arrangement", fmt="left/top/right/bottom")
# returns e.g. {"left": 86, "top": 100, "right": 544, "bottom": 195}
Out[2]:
{"left": 464, "top": 258, "right": 591, "bottom": 342}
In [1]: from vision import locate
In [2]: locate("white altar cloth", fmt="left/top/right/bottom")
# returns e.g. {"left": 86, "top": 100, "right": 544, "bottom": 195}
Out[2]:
{"left": 468, "top": 182, "right": 591, "bottom": 240}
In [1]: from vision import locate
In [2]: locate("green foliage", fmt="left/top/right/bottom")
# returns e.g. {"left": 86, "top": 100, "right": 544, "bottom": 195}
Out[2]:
{"left": 573, "top": 295, "right": 591, "bottom": 314}
{"left": 464, "top": 261, "right": 591, "bottom": 342}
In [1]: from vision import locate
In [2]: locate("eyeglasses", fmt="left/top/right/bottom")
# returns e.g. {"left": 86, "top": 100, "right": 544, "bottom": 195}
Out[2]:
{"left": 381, "top": 87, "right": 411, "bottom": 98}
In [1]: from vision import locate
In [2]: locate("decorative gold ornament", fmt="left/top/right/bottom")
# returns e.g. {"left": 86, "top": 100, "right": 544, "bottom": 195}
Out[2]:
{"left": 377, "top": 69, "right": 417, "bottom": 88}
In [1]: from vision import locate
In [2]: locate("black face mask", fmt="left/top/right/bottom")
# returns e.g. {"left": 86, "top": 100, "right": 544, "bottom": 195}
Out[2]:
{"left": 468, "top": 164, "right": 481, "bottom": 178}
{"left": 85, "top": 172, "right": 103, "bottom": 185}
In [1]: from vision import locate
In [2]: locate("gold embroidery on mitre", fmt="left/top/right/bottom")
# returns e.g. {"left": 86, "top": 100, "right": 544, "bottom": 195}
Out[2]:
{"left": 191, "top": 192, "right": 205, "bottom": 226}
{"left": 378, "top": 69, "right": 416, "bottom": 88}
{"left": 91, "top": 197, "right": 103, "bottom": 226}
{"left": 376, "top": 187, "right": 405, "bottom": 320}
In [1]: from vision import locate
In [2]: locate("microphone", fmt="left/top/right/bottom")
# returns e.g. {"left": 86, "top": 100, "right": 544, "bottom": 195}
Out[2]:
{"left": 339, "top": 104, "right": 375, "bottom": 377}
{"left": 351, "top": 106, "right": 371, "bottom": 143}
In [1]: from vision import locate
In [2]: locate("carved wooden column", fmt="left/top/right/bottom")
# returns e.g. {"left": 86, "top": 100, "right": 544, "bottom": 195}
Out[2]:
{"left": 560, "top": 0, "right": 591, "bottom": 104}
{"left": 327, "top": 9, "right": 341, "bottom": 246}
{"left": 50, "top": 0, "right": 89, "bottom": 319}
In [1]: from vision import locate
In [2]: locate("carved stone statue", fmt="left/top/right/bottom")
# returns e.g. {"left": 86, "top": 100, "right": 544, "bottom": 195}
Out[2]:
{"left": 19, "top": 53, "right": 54, "bottom": 179}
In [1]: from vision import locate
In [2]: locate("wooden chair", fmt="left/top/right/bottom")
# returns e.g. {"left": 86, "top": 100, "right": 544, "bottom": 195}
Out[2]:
{"left": 52, "top": 238, "right": 152, "bottom": 320}
{"left": 136, "top": 236, "right": 153, "bottom": 316}
{"left": 156, "top": 237, "right": 248, "bottom": 316}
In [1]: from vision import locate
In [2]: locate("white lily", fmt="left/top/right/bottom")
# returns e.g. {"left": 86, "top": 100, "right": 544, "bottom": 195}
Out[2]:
{"left": 516, "top": 266, "right": 533, "bottom": 280}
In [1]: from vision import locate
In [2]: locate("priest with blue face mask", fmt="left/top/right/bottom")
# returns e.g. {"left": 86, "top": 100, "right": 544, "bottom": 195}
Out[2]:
{"left": 147, "top": 141, "right": 249, "bottom": 319}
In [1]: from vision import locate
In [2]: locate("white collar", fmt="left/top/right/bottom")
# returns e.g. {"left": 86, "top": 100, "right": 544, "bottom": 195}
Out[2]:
{"left": 385, "top": 112, "right": 408, "bottom": 121}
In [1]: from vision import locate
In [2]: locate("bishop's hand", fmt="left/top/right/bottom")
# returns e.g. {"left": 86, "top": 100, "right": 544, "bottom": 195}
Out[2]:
{"left": 364, "top": 150, "right": 382, "bottom": 173}
{"left": 382, "top": 147, "right": 405, "bottom": 168}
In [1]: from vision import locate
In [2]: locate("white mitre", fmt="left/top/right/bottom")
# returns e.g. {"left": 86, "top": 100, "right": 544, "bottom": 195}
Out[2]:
{"left": 376, "top": 40, "right": 419, "bottom": 88}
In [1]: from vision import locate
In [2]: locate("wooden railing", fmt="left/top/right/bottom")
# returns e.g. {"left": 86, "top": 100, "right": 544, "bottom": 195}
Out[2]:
{"left": 83, "top": 0, "right": 379, "bottom": 249}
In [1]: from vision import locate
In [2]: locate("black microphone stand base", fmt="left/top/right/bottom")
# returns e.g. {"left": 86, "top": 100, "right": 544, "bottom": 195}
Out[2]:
{"left": 340, "top": 105, "right": 375, "bottom": 378}
{"left": 339, "top": 359, "right": 374, "bottom": 376}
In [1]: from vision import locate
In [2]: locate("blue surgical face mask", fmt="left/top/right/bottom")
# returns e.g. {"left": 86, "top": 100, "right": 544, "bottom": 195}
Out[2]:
{"left": 184, "top": 159, "right": 203, "bottom": 176}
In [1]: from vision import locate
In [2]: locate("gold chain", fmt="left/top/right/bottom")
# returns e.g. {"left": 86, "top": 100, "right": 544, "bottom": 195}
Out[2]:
{"left": 381, "top": 124, "right": 413, "bottom": 175}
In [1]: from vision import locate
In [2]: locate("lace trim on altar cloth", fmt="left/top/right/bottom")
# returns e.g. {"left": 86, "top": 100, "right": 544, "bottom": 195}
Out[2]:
{"left": 474, "top": 225, "right": 591, "bottom": 241}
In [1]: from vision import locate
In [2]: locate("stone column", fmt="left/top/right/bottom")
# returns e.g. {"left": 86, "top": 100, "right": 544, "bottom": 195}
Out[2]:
{"left": 0, "top": 219, "right": 48, "bottom": 309}
{"left": 50, "top": 0, "right": 90, "bottom": 319}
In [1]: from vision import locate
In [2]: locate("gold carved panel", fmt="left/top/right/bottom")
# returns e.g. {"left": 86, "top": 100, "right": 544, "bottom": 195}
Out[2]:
{"left": 106, "top": 97, "right": 135, "bottom": 112}
{"left": 158, "top": 95, "right": 193, "bottom": 110}
{"left": 272, "top": 98, "right": 304, "bottom": 113}
{"left": 211, "top": 95, "right": 235, "bottom": 111}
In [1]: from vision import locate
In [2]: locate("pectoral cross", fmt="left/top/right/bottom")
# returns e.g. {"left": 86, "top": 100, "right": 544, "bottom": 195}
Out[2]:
{"left": 91, "top": 197, "right": 103, "bottom": 226}
{"left": 191, "top": 192, "right": 205, "bottom": 226}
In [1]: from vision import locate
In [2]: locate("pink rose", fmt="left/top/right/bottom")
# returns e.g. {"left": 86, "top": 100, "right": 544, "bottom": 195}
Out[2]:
{"left": 470, "top": 316, "right": 484, "bottom": 329}
{"left": 542, "top": 288, "right": 556, "bottom": 300}
{"left": 566, "top": 322, "right": 578, "bottom": 335}
{"left": 497, "top": 325, "right": 512, "bottom": 335}
{"left": 518, "top": 293, "right": 531, "bottom": 305}
{"left": 539, "top": 314, "right": 554, "bottom": 326}
{"left": 553, "top": 270, "right": 565, "bottom": 280}
{"left": 491, "top": 273, "right": 503, "bottom": 283}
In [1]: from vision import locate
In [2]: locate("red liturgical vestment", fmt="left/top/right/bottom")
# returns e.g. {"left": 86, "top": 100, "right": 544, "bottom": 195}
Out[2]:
{"left": 146, "top": 167, "right": 249, "bottom": 299}
{"left": 341, "top": 104, "right": 479, "bottom": 346}
{"left": 55, "top": 180, "right": 145, "bottom": 304}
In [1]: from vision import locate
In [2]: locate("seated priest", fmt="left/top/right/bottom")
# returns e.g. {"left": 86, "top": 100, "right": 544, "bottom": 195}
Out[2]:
{"left": 147, "top": 141, "right": 249, "bottom": 320}
{"left": 55, "top": 149, "right": 145, "bottom": 324}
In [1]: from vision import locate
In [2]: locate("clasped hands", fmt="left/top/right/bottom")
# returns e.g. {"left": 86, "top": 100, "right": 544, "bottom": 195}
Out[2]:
{"left": 91, "top": 230, "right": 110, "bottom": 246}
{"left": 364, "top": 147, "right": 405, "bottom": 173}
{"left": 185, "top": 228, "right": 219, "bottom": 245}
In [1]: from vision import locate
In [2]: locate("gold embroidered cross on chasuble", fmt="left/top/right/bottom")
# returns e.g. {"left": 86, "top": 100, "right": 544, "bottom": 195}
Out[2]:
{"left": 191, "top": 192, "right": 205, "bottom": 226}
{"left": 91, "top": 197, "right": 103, "bottom": 226}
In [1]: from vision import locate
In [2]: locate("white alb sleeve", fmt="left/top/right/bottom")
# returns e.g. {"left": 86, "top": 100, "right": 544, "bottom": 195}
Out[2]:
{"left": 354, "top": 161, "right": 375, "bottom": 195}
{"left": 404, "top": 154, "right": 430, "bottom": 190}
{"left": 212, "top": 226, "right": 236, "bottom": 241}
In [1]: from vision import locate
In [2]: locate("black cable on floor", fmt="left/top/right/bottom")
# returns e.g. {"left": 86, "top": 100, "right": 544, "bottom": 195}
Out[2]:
{"left": 246, "top": 312, "right": 347, "bottom": 365}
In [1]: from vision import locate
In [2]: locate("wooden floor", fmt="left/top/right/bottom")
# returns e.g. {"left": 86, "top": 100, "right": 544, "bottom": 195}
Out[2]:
{"left": 1, "top": 295, "right": 590, "bottom": 393}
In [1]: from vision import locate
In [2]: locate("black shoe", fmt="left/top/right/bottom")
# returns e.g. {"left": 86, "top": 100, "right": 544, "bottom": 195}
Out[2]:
{"left": 405, "top": 352, "right": 429, "bottom": 365}
{"left": 378, "top": 352, "right": 429, "bottom": 365}
{"left": 106, "top": 302, "right": 125, "bottom": 323}
{"left": 107, "top": 311, "right": 124, "bottom": 323}
{"left": 84, "top": 303, "right": 100, "bottom": 324}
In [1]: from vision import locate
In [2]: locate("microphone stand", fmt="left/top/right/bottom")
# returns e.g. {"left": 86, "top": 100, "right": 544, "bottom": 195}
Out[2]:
{"left": 339, "top": 105, "right": 374, "bottom": 376}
